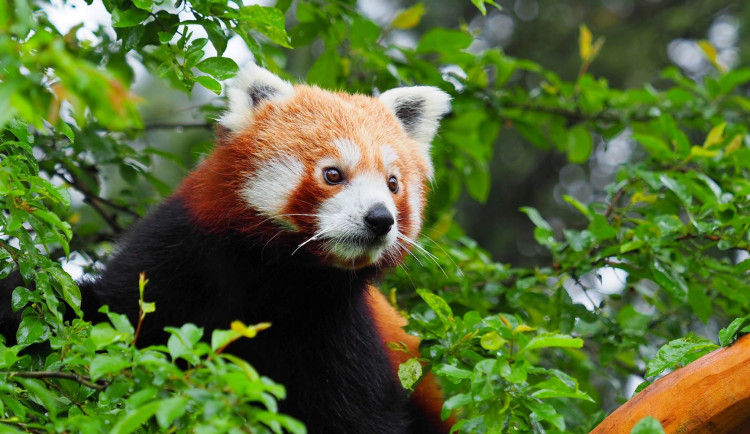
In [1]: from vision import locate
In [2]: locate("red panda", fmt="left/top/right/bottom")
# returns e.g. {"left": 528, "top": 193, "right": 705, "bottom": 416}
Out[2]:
{"left": 2, "top": 64, "right": 452, "bottom": 433}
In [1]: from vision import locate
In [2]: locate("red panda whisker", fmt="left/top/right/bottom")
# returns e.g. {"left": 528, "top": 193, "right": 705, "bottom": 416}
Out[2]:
{"left": 292, "top": 226, "right": 335, "bottom": 256}
{"left": 399, "top": 242, "right": 424, "bottom": 267}
{"left": 398, "top": 234, "right": 435, "bottom": 260}
{"left": 261, "top": 230, "right": 285, "bottom": 258}
{"left": 398, "top": 234, "right": 448, "bottom": 278}
{"left": 418, "top": 234, "right": 465, "bottom": 277}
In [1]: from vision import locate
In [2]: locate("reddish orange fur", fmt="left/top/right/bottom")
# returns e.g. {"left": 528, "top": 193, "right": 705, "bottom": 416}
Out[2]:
{"left": 367, "top": 287, "right": 454, "bottom": 431}
{"left": 175, "top": 83, "right": 448, "bottom": 429}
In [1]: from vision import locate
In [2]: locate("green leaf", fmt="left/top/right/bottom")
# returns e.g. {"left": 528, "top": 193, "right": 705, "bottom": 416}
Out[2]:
{"left": 196, "top": 57, "right": 239, "bottom": 81}
{"left": 645, "top": 337, "right": 718, "bottom": 378}
{"left": 10, "top": 286, "right": 30, "bottom": 311}
{"left": 480, "top": 331, "right": 506, "bottom": 350}
{"left": 15, "top": 378, "right": 58, "bottom": 420}
{"left": 295, "top": 2, "right": 317, "bottom": 22}
{"left": 519, "top": 333, "right": 583, "bottom": 354}
{"left": 471, "top": 0, "right": 501, "bottom": 15}
{"left": 634, "top": 134, "right": 673, "bottom": 159}
{"left": 111, "top": 8, "right": 149, "bottom": 28}
{"left": 111, "top": 401, "right": 161, "bottom": 434}
{"left": 166, "top": 324, "right": 203, "bottom": 363}
{"left": 433, "top": 364, "right": 472, "bottom": 383}
{"left": 155, "top": 396, "right": 188, "bottom": 428}
{"left": 306, "top": 49, "right": 341, "bottom": 89}
{"left": 47, "top": 266, "right": 82, "bottom": 316}
{"left": 16, "top": 316, "right": 45, "bottom": 345}
{"left": 464, "top": 160, "right": 490, "bottom": 203}
{"left": 651, "top": 259, "right": 688, "bottom": 300}
{"left": 719, "top": 315, "right": 750, "bottom": 346}
{"left": 531, "top": 377, "right": 594, "bottom": 401}
{"left": 689, "top": 146, "right": 720, "bottom": 159}
{"left": 653, "top": 214, "right": 683, "bottom": 235}
{"left": 520, "top": 207, "right": 552, "bottom": 230}
{"left": 566, "top": 125, "right": 593, "bottom": 163}
{"left": 102, "top": 306, "right": 135, "bottom": 335}
{"left": 397, "top": 357, "right": 422, "bottom": 390}
{"left": 237, "top": 5, "right": 291, "bottom": 48}
{"left": 89, "top": 323, "right": 124, "bottom": 349}
{"left": 718, "top": 68, "right": 750, "bottom": 95}
{"left": 132, "top": 0, "right": 152, "bottom": 12}
{"left": 443, "top": 392, "right": 471, "bottom": 412}
{"left": 563, "top": 229, "right": 595, "bottom": 252}
{"left": 211, "top": 328, "right": 237, "bottom": 351}
{"left": 588, "top": 214, "right": 617, "bottom": 241}
{"left": 563, "top": 195, "right": 592, "bottom": 218}
{"left": 687, "top": 284, "right": 712, "bottom": 323}
{"left": 90, "top": 354, "right": 131, "bottom": 381}
{"left": 659, "top": 174, "right": 692, "bottom": 206}
{"left": 416, "top": 289, "right": 453, "bottom": 327}
{"left": 630, "top": 416, "right": 666, "bottom": 434}
{"left": 143, "top": 173, "right": 172, "bottom": 196}
{"left": 417, "top": 28, "right": 473, "bottom": 54}
{"left": 392, "top": 3, "right": 425, "bottom": 29}
{"left": 203, "top": 20, "right": 228, "bottom": 56}
{"left": 31, "top": 209, "right": 71, "bottom": 239}
{"left": 196, "top": 76, "right": 222, "bottom": 94}
{"left": 703, "top": 122, "right": 726, "bottom": 148}
{"left": 524, "top": 398, "right": 565, "bottom": 431}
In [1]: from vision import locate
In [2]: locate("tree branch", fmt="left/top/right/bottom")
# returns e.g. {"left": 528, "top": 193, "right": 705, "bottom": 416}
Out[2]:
{"left": 54, "top": 170, "right": 124, "bottom": 233}
{"left": 5, "top": 371, "right": 109, "bottom": 390}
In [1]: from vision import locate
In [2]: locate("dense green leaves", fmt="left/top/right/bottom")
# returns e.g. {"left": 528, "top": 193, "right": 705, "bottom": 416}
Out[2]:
{"left": 1, "top": 0, "right": 749, "bottom": 433}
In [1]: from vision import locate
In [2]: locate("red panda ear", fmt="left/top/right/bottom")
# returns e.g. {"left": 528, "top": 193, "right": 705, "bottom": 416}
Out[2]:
{"left": 219, "top": 63, "right": 295, "bottom": 133}
{"left": 378, "top": 87, "right": 451, "bottom": 179}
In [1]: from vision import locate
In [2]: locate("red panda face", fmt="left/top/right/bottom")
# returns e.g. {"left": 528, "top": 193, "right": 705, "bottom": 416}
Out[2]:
{"left": 178, "top": 64, "right": 450, "bottom": 269}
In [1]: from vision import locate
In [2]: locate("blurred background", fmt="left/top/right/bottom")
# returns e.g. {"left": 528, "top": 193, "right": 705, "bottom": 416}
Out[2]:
{"left": 46, "top": 0, "right": 748, "bottom": 273}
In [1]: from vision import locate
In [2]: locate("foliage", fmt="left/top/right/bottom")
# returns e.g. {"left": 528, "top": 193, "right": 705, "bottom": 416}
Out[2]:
{"left": 1, "top": 0, "right": 749, "bottom": 433}
{"left": 630, "top": 417, "right": 665, "bottom": 434}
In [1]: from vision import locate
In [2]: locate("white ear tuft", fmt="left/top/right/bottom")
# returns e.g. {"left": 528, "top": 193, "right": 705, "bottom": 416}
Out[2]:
{"left": 379, "top": 87, "right": 451, "bottom": 178}
{"left": 219, "top": 63, "right": 295, "bottom": 133}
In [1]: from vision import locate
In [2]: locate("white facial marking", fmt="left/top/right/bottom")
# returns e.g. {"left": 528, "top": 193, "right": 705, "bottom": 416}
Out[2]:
{"left": 242, "top": 156, "right": 304, "bottom": 227}
{"left": 317, "top": 172, "right": 399, "bottom": 263}
{"left": 381, "top": 145, "right": 399, "bottom": 169}
{"left": 333, "top": 138, "right": 361, "bottom": 169}
{"left": 407, "top": 178, "right": 423, "bottom": 238}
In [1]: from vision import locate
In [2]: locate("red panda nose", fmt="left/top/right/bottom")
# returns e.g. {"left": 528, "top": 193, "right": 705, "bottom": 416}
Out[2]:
{"left": 364, "top": 204, "right": 395, "bottom": 237}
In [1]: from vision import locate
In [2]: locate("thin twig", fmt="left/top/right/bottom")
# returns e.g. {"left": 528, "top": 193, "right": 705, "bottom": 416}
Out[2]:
{"left": 604, "top": 186, "right": 628, "bottom": 219}
{"left": 53, "top": 170, "right": 125, "bottom": 234}
{"left": 54, "top": 169, "right": 140, "bottom": 219}
{"left": 5, "top": 371, "right": 109, "bottom": 390}
{"left": 674, "top": 233, "right": 721, "bottom": 242}
{"left": 41, "top": 378, "right": 88, "bottom": 414}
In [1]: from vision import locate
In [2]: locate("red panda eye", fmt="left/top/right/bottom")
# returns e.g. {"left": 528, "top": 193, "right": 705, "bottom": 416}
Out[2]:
{"left": 388, "top": 176, "right": 399, "bottom": 193}
{"left": 323, "top": 168, "right": 343, "bottom": 185}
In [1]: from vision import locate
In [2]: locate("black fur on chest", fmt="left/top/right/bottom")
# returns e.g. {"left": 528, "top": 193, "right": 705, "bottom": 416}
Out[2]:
{"left": 77, "top": 198, "right": 413, "bottom": 433}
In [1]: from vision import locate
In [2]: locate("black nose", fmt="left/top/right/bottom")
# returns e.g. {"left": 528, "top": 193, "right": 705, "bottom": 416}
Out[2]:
{"left": 364, "top": 204, "right": 394, "bottom": 237}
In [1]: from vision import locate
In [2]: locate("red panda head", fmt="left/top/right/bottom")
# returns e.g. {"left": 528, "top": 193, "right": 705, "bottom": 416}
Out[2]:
{"left": 178, "top": 64, "right": 451, "bottom": 269}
